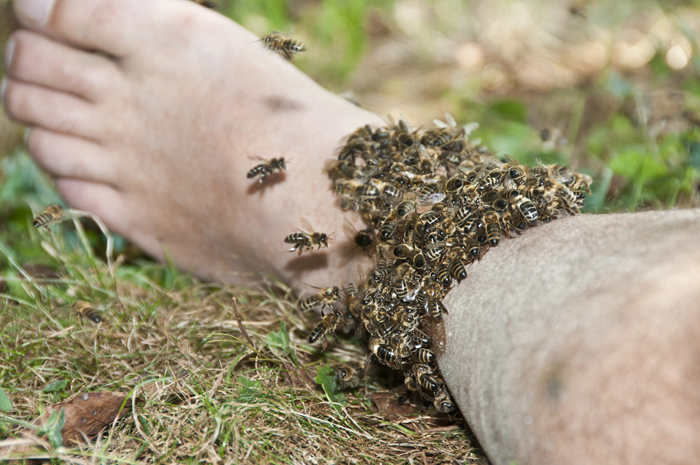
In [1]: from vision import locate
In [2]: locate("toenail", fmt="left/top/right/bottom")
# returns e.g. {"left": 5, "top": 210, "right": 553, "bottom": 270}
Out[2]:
{"left": 14, "top": 0, "right": 56, "bottom": 27}
{"left": 4, "top": 39, "right": 14, "bottom": 69}
{"left": 0, "top": 77, "right": 6, "bottom": 108}
{"left": 24, "top": 127, "right": 32, "bottom": 146}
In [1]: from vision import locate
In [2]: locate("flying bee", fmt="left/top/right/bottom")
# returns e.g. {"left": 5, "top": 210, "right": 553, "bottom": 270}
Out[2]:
{"left": 32, "top": 204, "right": 65, "bottom": 230}
{"left": 300, "top": 286, "right": 341, "bottom": 312}
{"left": 31, "top": 204, "right": 85, "bottom": 231}
{"left": 285, "top": 220, "right": 332, "bottom": 255}
{"left": 483, "top": 210, "right": 501, "bottom": 246}
{"left": 73, "top": 300, "right": 102, "bottom": 323}
{"left": 308, "top": 308, "right": 345, "bottom": 344}
{"left": 247, "top": 157, "right": 286, "bottom": 183}
{"left": 332, "top": 363, "right": 364, "bottom": 391}
{"left": 343, "top": 218, "right": 375, "bottom": 256}
{"left": 261, "top": 33, "right": 306, "bottom": 61}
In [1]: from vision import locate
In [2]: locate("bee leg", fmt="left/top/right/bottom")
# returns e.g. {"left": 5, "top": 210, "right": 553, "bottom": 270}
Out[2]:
{"left": 282, "top": 50, "right": 293, "bottom": 61}
{"left": 330, "top": 330, "right": 339, "bottom": 345}
{"left": 297, "top": 247, "right": 303, "bottom": 256}
{"left": 322, "top": 337, "right": 329, "bottom": 352}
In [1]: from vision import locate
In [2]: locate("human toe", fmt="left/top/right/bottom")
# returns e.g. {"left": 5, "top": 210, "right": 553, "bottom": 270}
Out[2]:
{"left": 13, "top": 0, "right": 210, "bottom": 58}
{"left": 25, "top": 127, "right": 119, "bottom": 184}
{"left": 6, "top": 30, "right": 119, "bottom": 102}
{"left": 2, "top": 78, "right": 103, "bottom": 138}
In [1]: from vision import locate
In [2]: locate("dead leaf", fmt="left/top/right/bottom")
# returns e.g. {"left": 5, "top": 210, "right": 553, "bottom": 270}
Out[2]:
{"left": 371, "top": 389, "right": 422, "bottom": 421}
{"left": 35, "top": 391, "right": 141, "bottom": 445}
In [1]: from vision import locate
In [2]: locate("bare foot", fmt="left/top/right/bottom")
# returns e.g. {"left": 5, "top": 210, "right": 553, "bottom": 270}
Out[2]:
{"left": 3, "top": 0, "right": 381, "bottom": 286}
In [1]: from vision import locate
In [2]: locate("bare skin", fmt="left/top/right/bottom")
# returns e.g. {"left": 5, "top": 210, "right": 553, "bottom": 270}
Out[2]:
{"left": 3, "top": 1, "right": 699, "bottom": 464}
{"left": 440, "top": 209, "right": 700, "bottom": 464}
{"left": 2, "top": 0, "right": 378, "bottom": 286}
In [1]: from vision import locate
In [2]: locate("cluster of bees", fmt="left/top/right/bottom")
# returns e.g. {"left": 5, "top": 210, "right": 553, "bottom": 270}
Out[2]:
{"left": 280, "top": 114, "right": 591, "bottom": 413}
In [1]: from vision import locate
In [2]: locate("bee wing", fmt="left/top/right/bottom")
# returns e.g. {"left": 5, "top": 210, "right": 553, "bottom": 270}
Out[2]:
{"left": 26, "top": 200, "right": 45, "bottom": 217}
{"left": 300, "top": 218, "right": 315, "bottom": 235}
{"left": 444, "top": 113, "right": 457, "bottom": 127}
{"left": 248, "top": 154, "right": 268, "bottom": 163}
{"left": 419, "top": 193, "right": 446, "bottom": 206}
{"left": 433, "top": 119, "right": 449, "bottom": 129}
{"left": 343, "top": 218, "right": 359, "bottom": 240}
{"left": 463, "top": 122, "right": 479, "bottom": 137}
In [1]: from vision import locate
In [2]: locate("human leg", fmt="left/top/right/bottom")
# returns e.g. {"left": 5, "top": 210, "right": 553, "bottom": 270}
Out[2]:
{"left": 438, "top": 209, "right": 700, "bottom": 464}
{"left": 3, "top": 0, "right": 380, "bottom": 285}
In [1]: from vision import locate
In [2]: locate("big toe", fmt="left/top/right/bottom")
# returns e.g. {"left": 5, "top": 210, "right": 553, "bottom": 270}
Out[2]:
{"left": 13, "top": 0, "right": 217, "bottom": 58}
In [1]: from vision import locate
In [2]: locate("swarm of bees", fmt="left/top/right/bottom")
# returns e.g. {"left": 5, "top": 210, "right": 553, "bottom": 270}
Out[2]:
{"left": 261, "top": 33, "right": 306, "bottom": 61}
{"left": 299, "top": 114, "right": 591, "bottom": 413}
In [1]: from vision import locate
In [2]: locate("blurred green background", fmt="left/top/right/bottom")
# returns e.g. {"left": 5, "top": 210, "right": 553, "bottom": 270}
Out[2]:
{"left": 0, "top": 0, "right": 698, "bottom": 272}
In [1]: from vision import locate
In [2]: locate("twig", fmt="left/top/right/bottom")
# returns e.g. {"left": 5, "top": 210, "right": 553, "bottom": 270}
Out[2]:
{"left": 232, "top": 297, "right": 258, "bottom": 353}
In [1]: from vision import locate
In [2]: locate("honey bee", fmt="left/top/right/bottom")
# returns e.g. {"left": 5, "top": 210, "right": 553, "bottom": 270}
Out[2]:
{"left": 396, "top": 132, "right": 416, "bottom": 148}
{"left": 325, "top": 159, "right": 357, "bottom": 180}
{"left": 369, "top": 337, "right": 399, "bottom": 369}
{"left": 300, "top": 286, "right": 341, "bottom": 312}
{"left": 511, "top": 194, "right": 538, "bottom": 223}
{"left": 396, "top": 199, "right": 418, "bottom": 218}
{"left": 378, "top": 218, "right": 397, "bottom": 241}
{"left": 564, "top": 172, "right": 593, "bottom": 193}
{"left": 308, "top": 308, "right": 345, "bottom": 344}
{"left": 332, "top": 363, "right": 364, "bottom": 391}
{"left": 32, "top": 204, "right": 65, "bottom": 230}
{"left": 425, "top": 281, "right": 446, "bottom": 321}
{"left": 413, "top": 364, "right": 441, "bottom": 393}
{"left": 449, "top": 257, "right": 467, "bottom": 282}
{"left": 285, "top": 221, "right": 332, "bottom": 255}
{"left": 247, "top": 157, "right": 286, "bottom": 183}
{"left": 444, "top": 176, "right": 464, "bottom": 194}
{"left": 74, "top": 300, "right": 102, "bottom": 323}
{"left": 483, "top": 210, "right": 501, "bottom": 246}
{"left": 343, "top": 219, "right": 375, "bottom": 256}
{"left": 261, "top": 33, "right": 306, "bottom": 61}
{"left": 434, "top": 387, "right": 455, "bottom": 413}
{"left": 414, "top": 348, "right": 436, "bottom": 364}
{"left": 369, "top": 179, "right": 402, "bottom": 199}
{"left": 31, "top": 204, "right": 84, "bottom": 231}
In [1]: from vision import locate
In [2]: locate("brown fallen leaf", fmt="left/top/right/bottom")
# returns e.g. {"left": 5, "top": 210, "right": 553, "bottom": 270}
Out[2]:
{"left": 371, "top": 389, "right": 422, "bottom": 421}
{"left": 39, "top": 391, "right": 141, "bottom": 445}
{"left": 1, "top": 391, "right": 141, "bottom": 462}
